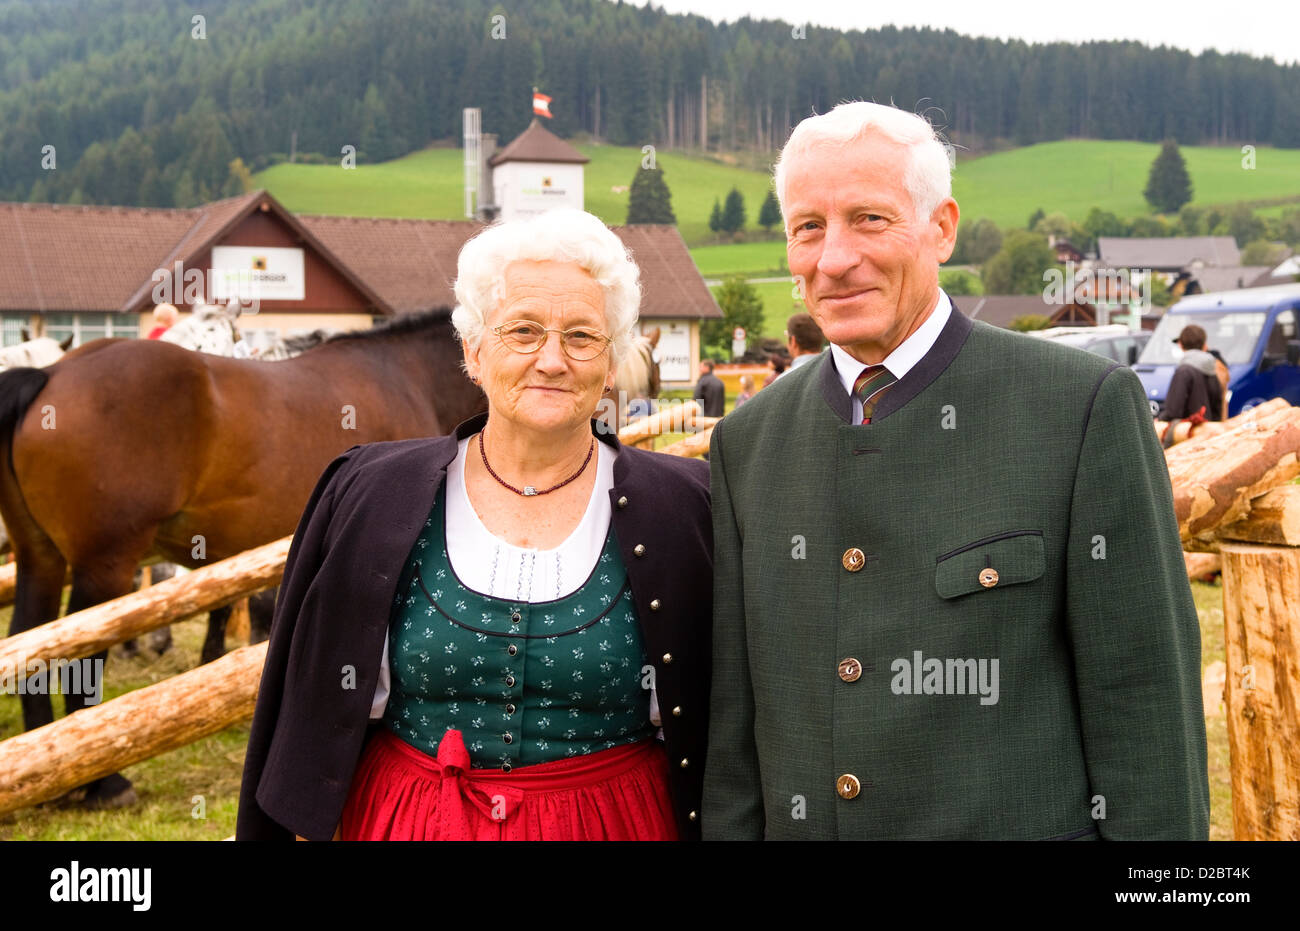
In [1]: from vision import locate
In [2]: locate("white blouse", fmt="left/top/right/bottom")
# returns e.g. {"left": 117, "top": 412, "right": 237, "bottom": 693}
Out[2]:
{"left": 369, "top": 437, "right": 660, "bottom": 726}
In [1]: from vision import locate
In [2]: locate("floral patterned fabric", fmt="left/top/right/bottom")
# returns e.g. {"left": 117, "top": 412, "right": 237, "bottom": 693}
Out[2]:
{"left": 384, "top": 484, "right": 654, "bottom": 771}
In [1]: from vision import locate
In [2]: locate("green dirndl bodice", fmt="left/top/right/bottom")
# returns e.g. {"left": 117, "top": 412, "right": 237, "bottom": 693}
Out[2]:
{"left": 383, "top": 484, "right": 654, "bottom": 771}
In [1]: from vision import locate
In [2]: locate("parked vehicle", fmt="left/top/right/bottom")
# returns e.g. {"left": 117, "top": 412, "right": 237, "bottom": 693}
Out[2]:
{"left": 1034, "top": 324, "right": 1151, "bottom": 365}
{"left": 1134, "top": 284, "right": 1300, "bottom": 417}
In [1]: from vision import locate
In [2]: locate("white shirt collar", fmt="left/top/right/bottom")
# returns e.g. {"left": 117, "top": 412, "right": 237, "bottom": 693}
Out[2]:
{"left": 830, "top": 290, "right": 951, "bottom": 393}
{"left": 829, "top": 291, "right": 952, "bottom": 415}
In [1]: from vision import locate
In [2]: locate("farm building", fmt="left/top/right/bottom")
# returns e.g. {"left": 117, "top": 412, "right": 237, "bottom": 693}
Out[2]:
{"left": 0, "top": 188, "right": 719, "bottom": 388}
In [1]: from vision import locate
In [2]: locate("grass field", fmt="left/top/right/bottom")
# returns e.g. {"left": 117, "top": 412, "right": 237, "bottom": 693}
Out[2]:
{"left": 952, "top": 140, "right": 1300, "bottom": 230}
{"left": 691, "top": 241, "right": 788, "bottom": 278}
{"left": 256, "top": 143, "right": 781, "bottom": 246}
{"left": 256, "top": 139, "right": 1300, "bottom": 253}
{"left": 707, "top": 279, "right": 805, "bottom": 341}
{"left": 0, "top": 609, "right": 246, "bottom": 840}
{"left": 0, "top": 569, "right": 1234, "bottom": 840}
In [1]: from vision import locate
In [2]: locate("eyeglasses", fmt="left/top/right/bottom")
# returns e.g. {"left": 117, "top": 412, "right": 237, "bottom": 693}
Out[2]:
{"left": 492, "top": 320, "right": 612, "bottom": 361}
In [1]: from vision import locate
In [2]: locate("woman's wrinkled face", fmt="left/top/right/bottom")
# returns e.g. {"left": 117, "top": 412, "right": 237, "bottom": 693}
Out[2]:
{"left": 464, "top": 260, "right": 615, "bottom": 435}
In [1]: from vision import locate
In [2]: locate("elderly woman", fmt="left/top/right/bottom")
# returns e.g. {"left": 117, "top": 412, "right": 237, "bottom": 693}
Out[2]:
{"left": 236, "top": 209, "right": 712, "bottom": 841}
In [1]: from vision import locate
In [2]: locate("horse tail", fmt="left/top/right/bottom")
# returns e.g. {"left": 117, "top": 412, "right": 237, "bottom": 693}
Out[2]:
{"left": 0, "top": 367, "right": 49, "bottom": 448}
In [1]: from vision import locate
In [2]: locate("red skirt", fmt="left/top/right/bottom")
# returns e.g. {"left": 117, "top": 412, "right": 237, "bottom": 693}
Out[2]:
{"left": 339, "top": 728, "right": 679, "bottom": 841}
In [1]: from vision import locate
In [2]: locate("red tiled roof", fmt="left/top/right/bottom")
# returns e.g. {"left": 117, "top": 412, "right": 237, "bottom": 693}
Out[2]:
{"left": 488, "top": 118, "right": 589, "bottom": 166}
{"left": 0, "top": 191, "right": 718, "bottom": 321}
{"left": 298, "top": 215, "right": 481, "bottom": 314}
{"left": 612, "top": 224, "right": 720, "bottom": 320}
{"left": 0, "top": 200, "right": 200, "bottom": 312}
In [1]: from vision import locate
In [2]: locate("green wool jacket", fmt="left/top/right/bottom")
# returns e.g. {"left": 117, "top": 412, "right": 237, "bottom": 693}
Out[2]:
{"left": 702, "top": 304, "right": 1210, "bottom": 840}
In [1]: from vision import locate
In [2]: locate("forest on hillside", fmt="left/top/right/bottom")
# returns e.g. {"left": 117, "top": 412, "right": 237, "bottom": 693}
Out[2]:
{"left": 2, "top": 0, "right": 1298, "bottom": 207}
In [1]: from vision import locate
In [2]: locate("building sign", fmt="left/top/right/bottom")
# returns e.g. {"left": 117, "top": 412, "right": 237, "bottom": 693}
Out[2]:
{"left": 517, "top": 168, "right": 576, "bottom": 214}
{"left": 654, "top": 321, "right": 692, "bottom": 383}
{"left": 211, "top": 246, "right": 305, "bottom": 301}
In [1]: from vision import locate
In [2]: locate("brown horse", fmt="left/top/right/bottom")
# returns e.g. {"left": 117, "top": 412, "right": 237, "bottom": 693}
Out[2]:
{"left": 0, "top": 309, "right": 485, "bottom": 806}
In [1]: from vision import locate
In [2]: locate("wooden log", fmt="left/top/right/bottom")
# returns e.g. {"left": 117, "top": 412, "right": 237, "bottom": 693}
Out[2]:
{"left": 1158, "top": 399, "right": 1292, "bottom": 447}
{"left": 617, "top": 401, "right": 701, "bottom": 446}
{"left": 227, "top": 597, "right": 251, "bottom": 644}
{"left": 1220, "top": 542, "right": 1300, "bottom": 840}
{"left": 1219, "top": 485, "right": 1300, "bottom": 546}
{"left": 657, "top": 425, "right": 715, "bottom": 458}
{"left": 0, "top": 642, "right": 266, "bottom": 816}
{"left": 0, "top": 537, "right": 289, "bottom": 673}
{"left": 1184, "top": 551, "right": 1221, "bottom": 581}
{"left": 1167, "top": 405, "right": 1300, "bottom": 549}
{"left": 1165, "top": 399, "right": 1293, "bottom": 464}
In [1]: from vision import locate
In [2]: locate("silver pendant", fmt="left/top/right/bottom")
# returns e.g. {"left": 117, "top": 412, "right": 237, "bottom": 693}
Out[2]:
{"left": 523, "top": 485, "right": 538, "bottom": 496}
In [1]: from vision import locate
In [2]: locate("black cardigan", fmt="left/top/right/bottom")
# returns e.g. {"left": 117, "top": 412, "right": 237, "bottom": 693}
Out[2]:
{"left": 235, "top": 413, "right": 713, "bottom": 841}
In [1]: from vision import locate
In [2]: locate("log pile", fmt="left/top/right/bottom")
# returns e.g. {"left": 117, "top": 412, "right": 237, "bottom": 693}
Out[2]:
{"left": 1167, "top": 401, "right": 1300, "bottom": 551}
{"left": 0, "top": 643, "right": 266, "bottom": 817}
{"left": 617, "top": 401, "right": 717, "bottom": 458}
{"left": 1165, "top": 398, "right": 1300, "bottom": 840}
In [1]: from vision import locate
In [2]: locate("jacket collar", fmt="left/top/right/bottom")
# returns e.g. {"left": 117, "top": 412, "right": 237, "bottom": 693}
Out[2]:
{"left": 818, "top": 293, "right": 974, "bottom": 424}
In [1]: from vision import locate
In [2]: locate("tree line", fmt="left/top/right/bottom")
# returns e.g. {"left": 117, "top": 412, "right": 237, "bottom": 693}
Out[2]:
{"left": 1, "top": 0, "right": 1298, "bottom": 207}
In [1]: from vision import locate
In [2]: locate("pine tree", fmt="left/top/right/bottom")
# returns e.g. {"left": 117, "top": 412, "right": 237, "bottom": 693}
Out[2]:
{"left": 626, "top": 165, "right": 676, "bottom": 224}
{"left": 758, "top": 189, "right": 782, "bottom": 233}
{"left": 1144, "top": 140, "right": 1193, "bottom": 214}
{"left": 708, "top": 198, "right": 723, "bottom": 235}
{"left": 722, "top": 187, "right": 746, "bottom": 233}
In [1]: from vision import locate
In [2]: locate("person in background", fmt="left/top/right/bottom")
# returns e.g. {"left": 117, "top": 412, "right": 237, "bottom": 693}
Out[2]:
{"left": 1161, "top": 324, "right": 1224, "bottom": 426}
{"left": 148, "top": 304, "right": 178, "bottom": 339}
{"left": 778, "top": 312, "right": 825, "bottom": 378}
{"left": 694, "top": 359, "right": 726, "bottom": 418}
{"left": 1206, "top": 347, "right": 1230, "bottom": 421}
{"left": 734, "top": 374, "right": 756, "bottom": 408}
{"left": 762, "top": 353, "right": 789, "bottom": 388}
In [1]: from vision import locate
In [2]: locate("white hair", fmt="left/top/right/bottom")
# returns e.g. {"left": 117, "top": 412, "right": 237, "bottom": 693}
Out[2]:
{"left": 451, "top": 208, "right": 641, "bottom": 367}
{"left": 773, "top": 101, "right": 953, "bottom": 228}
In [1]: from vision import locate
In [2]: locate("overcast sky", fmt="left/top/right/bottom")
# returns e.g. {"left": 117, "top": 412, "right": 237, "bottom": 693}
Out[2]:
{"left": 627, "top": 0, "right": 1299, "bottom": 65}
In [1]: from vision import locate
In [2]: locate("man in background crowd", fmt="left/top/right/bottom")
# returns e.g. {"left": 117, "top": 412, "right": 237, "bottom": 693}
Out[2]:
{"left": 778, "top": 312, "right": 825, "bottom": 379}
{"left": 694, "top": 359, "right": 726, "bottom": 417}
{"left": 1161, "top": 324, "right": 1225, "bottom": 425}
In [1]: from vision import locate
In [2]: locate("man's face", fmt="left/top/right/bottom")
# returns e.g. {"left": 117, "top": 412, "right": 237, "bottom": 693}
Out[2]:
{"left": 784, "top": 135, "right": 958, "bottom": 364}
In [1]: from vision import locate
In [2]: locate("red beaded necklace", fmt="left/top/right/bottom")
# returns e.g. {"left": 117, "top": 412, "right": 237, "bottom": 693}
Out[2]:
{"left": 477, "top": 430, "right": 595, "bottom": 497}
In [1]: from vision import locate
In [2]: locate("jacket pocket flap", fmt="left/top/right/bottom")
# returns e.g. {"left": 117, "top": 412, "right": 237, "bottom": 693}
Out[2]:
{"left": 934, "top": 530, "right": 1045, "bottom": 600}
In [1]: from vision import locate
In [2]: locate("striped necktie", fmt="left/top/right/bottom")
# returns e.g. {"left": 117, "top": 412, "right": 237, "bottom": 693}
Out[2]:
{"left": 852, "top": 364, "right": 897, "bottom": 425}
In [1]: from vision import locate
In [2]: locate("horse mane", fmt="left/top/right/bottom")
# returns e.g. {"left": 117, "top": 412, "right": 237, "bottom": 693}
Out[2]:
{"left": 613, "top": 333, "right": 657, "bottom": 402}
{"left": 324, "top": 307, "right": 455, "bottom": 344}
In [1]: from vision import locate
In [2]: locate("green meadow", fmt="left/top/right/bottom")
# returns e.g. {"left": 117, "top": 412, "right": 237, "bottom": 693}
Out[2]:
{"left": 256, "top": 139, "right": 1300, "bottom": 287}
{"left": 257, "top": 142, "right": 781, "bottom": 246}
{"left": 951, "top": 140, "right": 1300, "bottom": 230}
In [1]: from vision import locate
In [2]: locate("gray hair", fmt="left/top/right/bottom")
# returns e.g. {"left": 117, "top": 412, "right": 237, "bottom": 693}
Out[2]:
{"left": 451, "top": 208, "right": 641, "bottom": 367}
{"left": 773, "top": 101, "right": 953, "bottom": 229}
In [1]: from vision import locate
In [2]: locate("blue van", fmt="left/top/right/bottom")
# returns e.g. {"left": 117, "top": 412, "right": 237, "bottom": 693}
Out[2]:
{"left": 1134, "top": 283, "right": 1300, "bottom": 417}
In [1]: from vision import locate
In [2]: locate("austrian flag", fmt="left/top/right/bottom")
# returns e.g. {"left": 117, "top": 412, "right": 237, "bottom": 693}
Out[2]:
{"left": 533, "top": 91, "right": 553, "bottom": 118}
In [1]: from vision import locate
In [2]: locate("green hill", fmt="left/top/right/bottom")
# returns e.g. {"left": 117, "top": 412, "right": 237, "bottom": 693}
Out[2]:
{"left": 255, "top": 143, "right": 779, "bottom": 245}
{"left": 952, "top": 140, "right": 1300, "bottom": 229}
{"left": 255, "top": 139, "right": 1300, "bottom": 263}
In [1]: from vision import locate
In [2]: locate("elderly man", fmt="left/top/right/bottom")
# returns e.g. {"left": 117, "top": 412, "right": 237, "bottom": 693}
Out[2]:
{"left": 702, "top": 101, "right": 1209, "bottom": 840}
